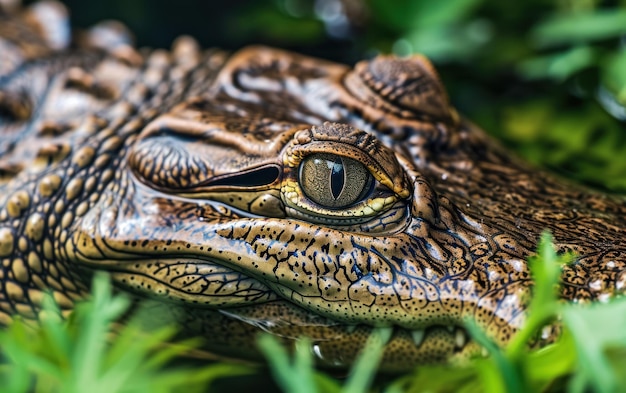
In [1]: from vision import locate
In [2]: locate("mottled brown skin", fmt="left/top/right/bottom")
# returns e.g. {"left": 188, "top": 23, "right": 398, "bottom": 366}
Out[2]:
{"left": 1, "top": 2, "right": 625, "bottom": 371}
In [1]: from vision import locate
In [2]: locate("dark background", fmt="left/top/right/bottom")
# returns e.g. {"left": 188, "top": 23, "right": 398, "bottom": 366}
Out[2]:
{"left": 55, "top": 0, "right": 364, "bottom": 62}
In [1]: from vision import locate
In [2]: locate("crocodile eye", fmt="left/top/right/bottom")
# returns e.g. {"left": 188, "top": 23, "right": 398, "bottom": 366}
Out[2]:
{"left": 299, "top": 153, "right": 373, "bottom": 209}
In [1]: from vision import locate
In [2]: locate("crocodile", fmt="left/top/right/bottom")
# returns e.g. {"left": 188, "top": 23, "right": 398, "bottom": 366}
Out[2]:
{"left": 1, "top": 1, "right": 625, "bottom": 371}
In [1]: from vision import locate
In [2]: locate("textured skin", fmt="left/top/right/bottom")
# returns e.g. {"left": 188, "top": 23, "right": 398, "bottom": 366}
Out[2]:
{"left": 1, "top": 2, "right": 625, "bottom": 371}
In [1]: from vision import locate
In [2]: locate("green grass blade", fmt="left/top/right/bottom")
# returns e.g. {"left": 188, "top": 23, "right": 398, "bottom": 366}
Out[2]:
{"left": 343, "top": 327, "right": 392, "bottom": 393}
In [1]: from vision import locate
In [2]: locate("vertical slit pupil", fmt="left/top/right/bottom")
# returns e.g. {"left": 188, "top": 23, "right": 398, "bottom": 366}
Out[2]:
{"left": 329, "top": 157, "right": 345, "bottom": 200}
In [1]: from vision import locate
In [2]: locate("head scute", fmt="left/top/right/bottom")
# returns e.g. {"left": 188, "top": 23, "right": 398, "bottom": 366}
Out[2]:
{"left": 346, "top": 55, "right": 456, "bottom": 124}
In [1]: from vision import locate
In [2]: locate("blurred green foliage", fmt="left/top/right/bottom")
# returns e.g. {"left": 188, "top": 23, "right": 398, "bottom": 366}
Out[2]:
{"left": 0, "top": 273, "right": 253, "bottom": 393}
{"left": 241, "top": 0, "right": 626, "bottom": 193}
{"left": 370, "top": 0, "right": 626, "bottom": 193}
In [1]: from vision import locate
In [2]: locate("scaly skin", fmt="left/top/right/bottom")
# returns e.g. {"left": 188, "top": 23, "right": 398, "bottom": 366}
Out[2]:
{"left": 1, "top": 2, "right": 625, "bottom": 371}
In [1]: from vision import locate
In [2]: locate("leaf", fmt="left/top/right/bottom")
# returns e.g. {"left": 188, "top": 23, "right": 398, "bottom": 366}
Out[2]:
{"left": 343, "top": 327, "right": 392, "bottom": 393}
{"left": 257, "top": 334, "right": 323, "bottom": 393}
{"left": 562, "top": 299, "right": 626, "bottom": 393}
{"left": 403, "top": 22, "right": 491, "bottom": 62}
{"left": 368, "top": 0, "right": 484, "bottom": 31}
{"left": 522, "top": 330, "right": 576, "bottom": 383}
{"left": 601, "top": 50, "right": 626, "bottom": 106}
{"left": 506, "top": 232, "right": 567, "bottom": 358}
{"left": 398, "top": 364, "right": 480, "bottom": 393}
{"left": 466, "top": 320, "right": 526, "bottom": 393}
{"left": 0, "top": 273, "right": 248, "bottom": 393}
{"left": 518, "top": 46, "right": 595, "bottom": 81}
{"left": 531, "top": 9, "right": 626, "bottom": 48}
{"left": 258, "top": 328, "right": 391, "bottom": 393}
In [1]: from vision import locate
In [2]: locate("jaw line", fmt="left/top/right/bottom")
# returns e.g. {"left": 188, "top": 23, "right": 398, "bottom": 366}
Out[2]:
{"left": 72, "top": 193, "right": 524, "bottom": 340}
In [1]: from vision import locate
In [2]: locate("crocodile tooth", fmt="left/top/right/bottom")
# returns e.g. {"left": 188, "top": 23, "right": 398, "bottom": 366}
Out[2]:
{"left": 345, "top": 325, "right": 357, "bottom": 333}
{"left": 454, "top": 328, "right": 466, "bottom": 348}
{"left": 411, "top": 329, "right": 425, "bottom": 346}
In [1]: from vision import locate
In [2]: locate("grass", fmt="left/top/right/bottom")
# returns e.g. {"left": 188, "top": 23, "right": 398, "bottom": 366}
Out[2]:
{"left": 1, "top": 232, "right": 625, "bottom": 392}
{"left": 0, "top": 273, "right": 253, "bottom": 393}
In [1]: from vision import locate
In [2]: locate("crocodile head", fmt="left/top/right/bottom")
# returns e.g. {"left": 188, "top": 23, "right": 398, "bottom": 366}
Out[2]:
{"left": 1, "top": 2, "right": 625, "bottom": 371}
